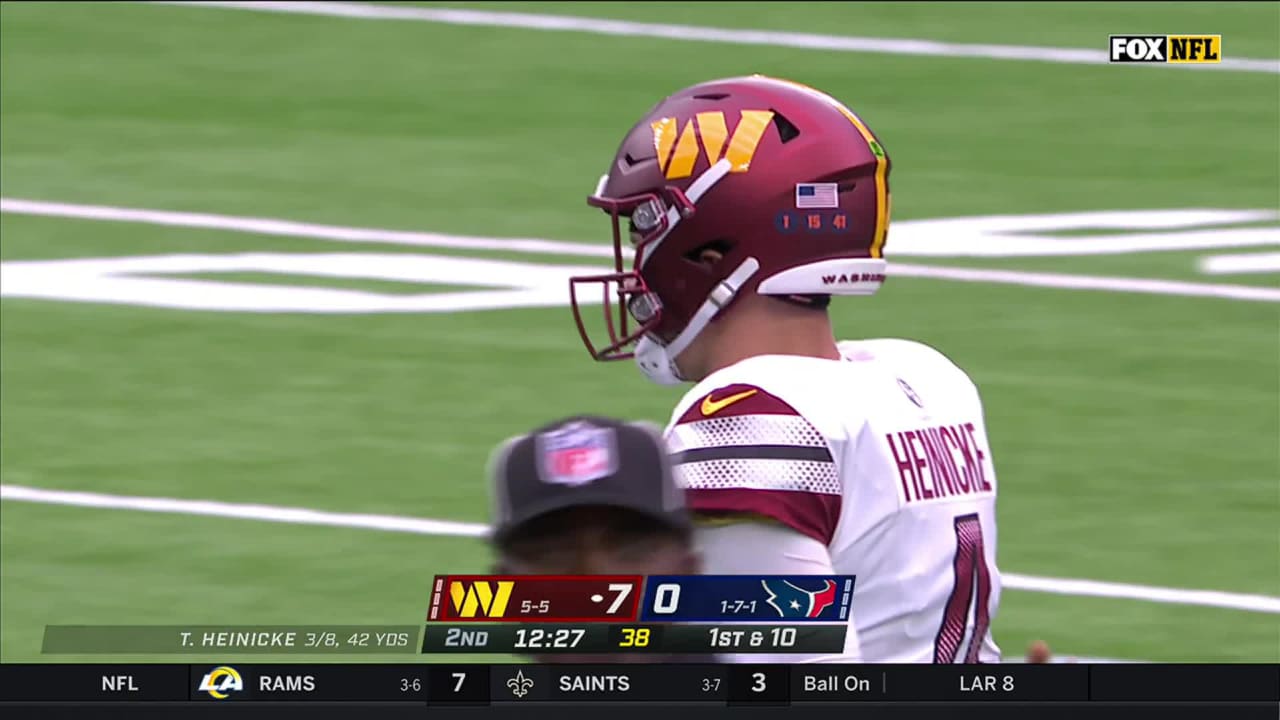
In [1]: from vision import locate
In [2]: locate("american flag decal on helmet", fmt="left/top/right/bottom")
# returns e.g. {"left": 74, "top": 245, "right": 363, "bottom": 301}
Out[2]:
{"left": 795, "top": 183, "right": 839, "bottom": 209}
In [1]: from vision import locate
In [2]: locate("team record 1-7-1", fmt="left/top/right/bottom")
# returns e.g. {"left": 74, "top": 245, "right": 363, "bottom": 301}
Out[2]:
{"left": 0, "top": 663, "right": 1276, "bottom": 706}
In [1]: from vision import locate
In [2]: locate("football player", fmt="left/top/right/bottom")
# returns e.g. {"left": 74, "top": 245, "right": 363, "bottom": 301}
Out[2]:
{"left": 569, "top": 75, "right": 1003, "bottom": 663}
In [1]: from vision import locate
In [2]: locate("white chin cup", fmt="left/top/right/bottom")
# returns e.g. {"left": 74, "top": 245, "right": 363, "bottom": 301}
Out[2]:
{"left": 630, "top": 258, "right": 761, "bottom": 387}
{"left": 634, "top": 336, "right": 684, "bottom": 386}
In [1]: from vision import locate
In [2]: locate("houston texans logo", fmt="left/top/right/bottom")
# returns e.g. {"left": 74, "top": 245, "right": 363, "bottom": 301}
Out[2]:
{"left": 760, "top": 579, "right": 838, "bottom": 619}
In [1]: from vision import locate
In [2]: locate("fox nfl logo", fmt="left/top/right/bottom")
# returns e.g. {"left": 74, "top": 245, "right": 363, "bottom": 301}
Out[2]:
{"left": 1109, "top": 35, "right": 1222, "bottom": 64}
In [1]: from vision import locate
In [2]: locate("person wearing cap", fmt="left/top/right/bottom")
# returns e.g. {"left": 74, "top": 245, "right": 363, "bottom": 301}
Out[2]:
{"left": 487, "top": 415, "right": 703, "bottom": 663}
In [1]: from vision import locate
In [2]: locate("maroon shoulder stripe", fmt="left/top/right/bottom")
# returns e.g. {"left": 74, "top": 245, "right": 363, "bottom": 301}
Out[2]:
{"left": 676, "top": 383, "right": 803, "bottom": 425}
{"left": 688, "top": 488, "right": 841, "bottom": 545}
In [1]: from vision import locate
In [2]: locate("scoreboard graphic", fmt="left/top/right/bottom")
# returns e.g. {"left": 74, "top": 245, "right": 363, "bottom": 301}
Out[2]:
{"left": 428, "top": 575, "right": 854, "bottom": 623}
{"left": 423, "top": 575, "right": 856, "bottom": 656}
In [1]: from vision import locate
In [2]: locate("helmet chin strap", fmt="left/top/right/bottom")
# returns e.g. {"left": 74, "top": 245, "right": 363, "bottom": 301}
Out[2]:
{"left": 635, "top": 258, "right": 761, "bottom": 386}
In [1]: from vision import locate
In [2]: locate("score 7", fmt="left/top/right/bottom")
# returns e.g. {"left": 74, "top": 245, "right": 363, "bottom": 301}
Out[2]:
{"left": 452, "top": 672, "right": 465, "bottom": 693}
{"left": 605, "top": 583, "right": 632, "bottom": 614}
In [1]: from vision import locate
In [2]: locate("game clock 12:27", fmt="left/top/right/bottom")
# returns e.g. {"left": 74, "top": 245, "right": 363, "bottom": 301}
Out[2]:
{"left": 511, "top": 627, "right": 587, "bottom": 650}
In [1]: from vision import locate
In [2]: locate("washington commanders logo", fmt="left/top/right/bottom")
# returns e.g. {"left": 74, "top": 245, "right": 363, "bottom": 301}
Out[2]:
{"left": 651, "top": 110, "right": 775, "bottom": 180}
{"left": 449, "top": 580, "right": 515, "bottom": 618}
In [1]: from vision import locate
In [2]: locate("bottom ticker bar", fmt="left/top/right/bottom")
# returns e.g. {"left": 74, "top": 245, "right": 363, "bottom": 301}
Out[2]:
{"left": 0, "top": 663, "right": 1275, "bottom": 705}
{"left": 4, "top": 702, "right": 1279, "bottom": 720}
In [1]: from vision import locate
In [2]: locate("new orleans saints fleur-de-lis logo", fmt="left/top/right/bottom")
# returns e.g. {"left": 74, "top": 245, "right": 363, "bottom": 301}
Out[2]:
{"left": 506, "top": 669, "right": 534, "bottom": 699}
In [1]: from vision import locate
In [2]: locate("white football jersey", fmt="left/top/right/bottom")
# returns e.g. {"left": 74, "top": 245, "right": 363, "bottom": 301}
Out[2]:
{"left": 664, "top": 338, "right": 1002, "bottom": 663}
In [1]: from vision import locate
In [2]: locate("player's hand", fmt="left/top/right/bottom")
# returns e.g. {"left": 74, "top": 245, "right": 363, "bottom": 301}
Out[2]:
{"left": 1025, "top": 640, "right": 1052, "bottom": 663}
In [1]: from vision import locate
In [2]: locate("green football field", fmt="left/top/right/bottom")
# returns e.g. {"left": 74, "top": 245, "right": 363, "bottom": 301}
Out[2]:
{"left": 1, "top": 1, "right": 1277, "bottom": 664}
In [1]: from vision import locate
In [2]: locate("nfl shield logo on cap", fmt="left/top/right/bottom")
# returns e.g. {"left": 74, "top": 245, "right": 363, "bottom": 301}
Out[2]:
{"left": 535, "top": 421, "right": 619, "bottom": 486}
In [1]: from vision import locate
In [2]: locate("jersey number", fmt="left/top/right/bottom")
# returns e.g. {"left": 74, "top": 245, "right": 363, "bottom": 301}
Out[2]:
{"left": 933, "top": 513, "right": 992, "bottom": 663}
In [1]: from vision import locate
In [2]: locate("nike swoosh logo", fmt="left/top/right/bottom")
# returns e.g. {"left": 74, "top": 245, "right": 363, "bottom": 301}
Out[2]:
{"left": 700, "top": 389, "right": 759, "bottom": 416}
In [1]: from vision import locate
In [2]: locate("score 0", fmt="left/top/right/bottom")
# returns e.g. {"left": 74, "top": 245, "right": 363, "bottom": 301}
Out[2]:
{"left": 650, "top": 582, "right": 682, "bottom": 615}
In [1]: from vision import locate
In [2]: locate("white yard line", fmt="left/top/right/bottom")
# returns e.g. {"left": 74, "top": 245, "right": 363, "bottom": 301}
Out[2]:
{"left": 4, "top": 483, "right": 1278, "bottom": 616}
{"left": 149, "top": 1, "right": 1280, "bottom": 75}
{"left": 889, "top": 263, "right": 1280, "bottom": 303}
{"left": 0, "top": 483, "right": 490, "bottom": 538}
{"left": 4, "top": 197, "right": 1278, "bottom": 303}
{"left": 1200, "top": 251, "right": 1280, "bottom": 275}
{"left": 0, "top": 197, "right": 616, "bottom": 259}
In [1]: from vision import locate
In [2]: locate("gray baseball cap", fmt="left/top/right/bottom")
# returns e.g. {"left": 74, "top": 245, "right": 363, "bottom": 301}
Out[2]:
{"left": 488, "top": 416, "right": 690, "bottom": 546}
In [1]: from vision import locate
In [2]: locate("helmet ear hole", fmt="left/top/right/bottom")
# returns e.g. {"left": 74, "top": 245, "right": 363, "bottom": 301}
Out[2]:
{"left": 684, "top": 238, "right": 735, "bottom": 268}
{"left": 696, "top": 249, "right": 721, "bottom": 267}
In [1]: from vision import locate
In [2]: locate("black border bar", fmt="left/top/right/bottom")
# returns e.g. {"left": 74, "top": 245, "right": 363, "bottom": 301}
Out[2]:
{"left": 0, "top": 663, "right": 1275, "bottom": 704}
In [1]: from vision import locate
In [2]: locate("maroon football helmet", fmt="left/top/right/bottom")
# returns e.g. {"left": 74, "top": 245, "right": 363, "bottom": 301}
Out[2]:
{"left": 570, "top": 75, "right": 892, "bottom": 384}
